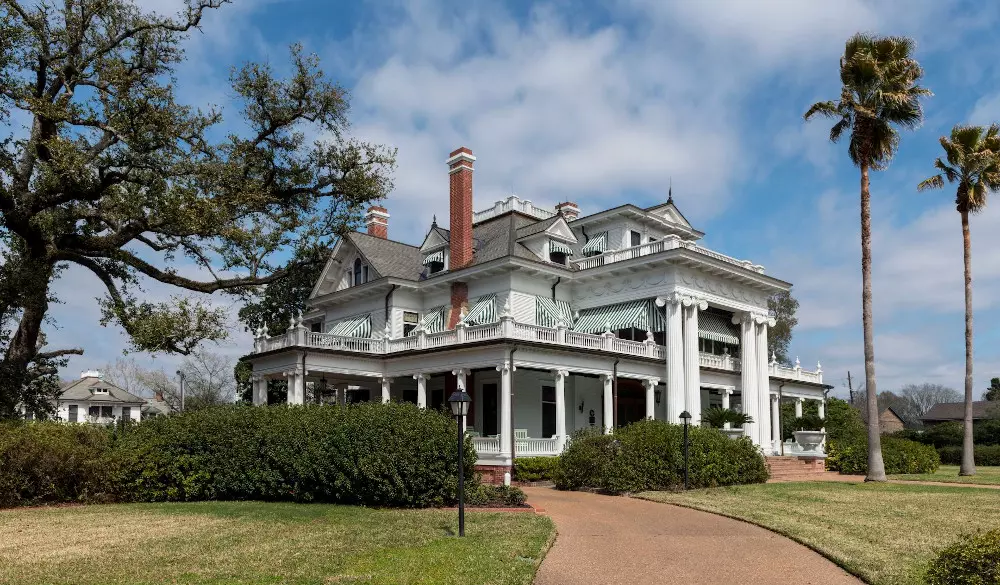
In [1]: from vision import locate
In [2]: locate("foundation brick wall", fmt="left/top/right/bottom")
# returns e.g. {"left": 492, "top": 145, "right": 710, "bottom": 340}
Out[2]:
{"left": 475, "top": 464, "right": 511, "bottom": 485}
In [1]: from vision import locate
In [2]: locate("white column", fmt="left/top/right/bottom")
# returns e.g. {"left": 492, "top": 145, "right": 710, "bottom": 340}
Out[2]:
{"left": 794, "top": 397, "right": 804, "bottom": 418}
{"left": 252, "top": 376, "right": 266, "bottom": 406}
{"left": 721, "top": 388, "right": 733, "bottom": 429}
{"left": 287, "top": 368, "right": 305, "bottom": 405}
{"left": 413, "top": 373, "right": 428, "bottom": 409}
{"left": 601, "top": 374, "right": 613, "bottom": 434}
{"left": 380, "top": 377, "right": 392, "bottom": 404}
{"left": 771, "top": 394, "right": 781, "bottom": 454}
{"left": 735, "top": 313, "right": 758, "bottom": 446}
{"left": 682, "top": 297, "right": 707, "bottom": 423}
{"left": 755, "top": 317, "right": 772, "bottom": 453}
{"left": 553, "top": 370, "right": 568, "bottom": 451}
{"left": 336, "top": 384, "right": 346, "bottom": 406}
{"left": 818, "top": 398, "right": 826, "bottom": 420}
{"left": 643, "top": 378, "right": 659, "bottom": 420}
{"left": 658, "top": 295, "right": 684, "bottom": 423}
{"left": 497, "top": 361, "right": 513, "bottom": 464}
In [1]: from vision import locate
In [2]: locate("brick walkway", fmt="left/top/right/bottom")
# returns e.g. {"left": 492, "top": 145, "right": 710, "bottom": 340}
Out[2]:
{"left": 525, "top": 487, "right": 861, "bottom": 585}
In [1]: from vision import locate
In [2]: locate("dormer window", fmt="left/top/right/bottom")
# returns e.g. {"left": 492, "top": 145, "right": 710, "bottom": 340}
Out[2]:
{"left": 93, "top": 387, "right": 109, "bottom": 395}
{"left": 423, "top": 250, "right": 445, "bottom": 274}
{"left": 549, "top": 241, "right": 573, "bottom": 265}
{"left": 352, "top": 258, "right": 369, "bottom": 286}
{"left": 581, "top": 231, "right": 608, "bottom": 257}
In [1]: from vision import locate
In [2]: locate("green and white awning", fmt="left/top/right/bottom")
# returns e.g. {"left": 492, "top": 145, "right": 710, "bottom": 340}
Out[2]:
{"left": 407, "top": 306, "right": 447, "bottom": 336}
{"left": 698, "top": 312, "right": 740, "bottom": 345}
{"left": 536, "top": 296, "right": 573, "bottom": 328}
{"left": 550, "top": 241, "right": 574, "bottom": 256}
{"left": 328, "top": 314, "right": 372, "bottom": 338}
{"left": 573, "top": 300, "right": 655, "bottom": 333}
{"left": 422, "top": 250, "right": 444, "bottom": 265}
{"left": 464, "top": 293, "right": 497, "bottom": 326}
{"left": 581, "top": 231, "right": 608, "bottom": 256}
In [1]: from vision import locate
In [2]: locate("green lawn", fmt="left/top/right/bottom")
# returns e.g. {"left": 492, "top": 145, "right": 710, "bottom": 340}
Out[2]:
{"left": 890, "top": 464, "right": 1000, "bottom": 485}
{"left": 0, "top": 502, "right": 554, "bottom": 585}
{"left": 638, "top": 482, "right": 1000, "bottom": 585}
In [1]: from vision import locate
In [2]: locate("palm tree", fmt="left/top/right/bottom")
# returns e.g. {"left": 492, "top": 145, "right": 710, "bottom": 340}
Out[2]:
{"left": 917, "top": 124, "right": 1000, "bottom": 477}
{"left": 804, "top": 33, "right": 930, "bottom": 482}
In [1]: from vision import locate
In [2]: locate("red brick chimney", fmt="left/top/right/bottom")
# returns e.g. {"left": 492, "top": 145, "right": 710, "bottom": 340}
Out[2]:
{"left": 365, "top": 205, "right": 389, "bottom": 239}
{"left": 555, "top": 201, "right": 580, "bottom": 221}
{"left": 447, "top": 147, "right": 475, "bottom": 268}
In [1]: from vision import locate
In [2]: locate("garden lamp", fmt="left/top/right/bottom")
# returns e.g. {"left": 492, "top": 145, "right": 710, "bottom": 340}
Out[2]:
{"left": 448, "top": 389, "right": 472, "bottom": 537}
{"left": 679, "top": 410, "right": 692, "bottom": 490}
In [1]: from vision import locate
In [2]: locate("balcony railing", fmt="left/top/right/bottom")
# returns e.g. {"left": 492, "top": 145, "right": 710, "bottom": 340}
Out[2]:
{"left": 473, "top": 195, "right": 555, "bottom": 224}
{"left": 253, "top": 317, "right": 823, "bottom": 383}
{"left": 572, "top": 235, "right": 765, "bottom": 274}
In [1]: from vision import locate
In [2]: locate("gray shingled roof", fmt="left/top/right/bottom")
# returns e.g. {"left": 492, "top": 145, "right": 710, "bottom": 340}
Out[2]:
{"left": 515, "top": 215, "right": 562, "bottom": 239}
{"left": 59, "top": 376, "right": 146, "bottom": 404}
{"left": 923, "top": 401, "right": 999, "bottom": 422}
{"left": 347, "top": 231, "right": 425, "bottom": 280}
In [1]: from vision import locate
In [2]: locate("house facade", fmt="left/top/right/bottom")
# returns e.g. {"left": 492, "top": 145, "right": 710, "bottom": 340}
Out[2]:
{"left": 245, "top": 146, "right": 829, "bottom": 481}
{"left": 39, "top": 370, "right": 146, "bottom": 423}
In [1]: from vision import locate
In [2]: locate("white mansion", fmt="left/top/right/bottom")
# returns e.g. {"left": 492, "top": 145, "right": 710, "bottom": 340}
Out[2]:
{"left": 246, "top": 147, "right": 828, "bottom": 480}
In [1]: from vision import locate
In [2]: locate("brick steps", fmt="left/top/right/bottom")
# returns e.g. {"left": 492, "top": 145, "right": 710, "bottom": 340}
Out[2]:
{"left": 766, "top": 456, "right": 829, "bottom": 481}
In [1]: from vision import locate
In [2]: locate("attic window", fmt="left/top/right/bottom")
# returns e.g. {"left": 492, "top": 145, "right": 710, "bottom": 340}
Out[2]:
{"left": 549, "top": 241, "right": 573, "bottom": 265}
{"left": 93, "top": 387, "right": 109, "bottom": 394}
{"left": 352, "top": 258, "right": 369, "bottom": 286}
{"left": 423, "top": 250, "right": 445, "bottom": 274}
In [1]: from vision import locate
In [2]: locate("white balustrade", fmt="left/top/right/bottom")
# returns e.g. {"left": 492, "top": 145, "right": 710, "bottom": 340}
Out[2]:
{"left": 388, "top": 336, "right": 418, "bottom": 352}
{"left": 472, "top": 195, "right": 555, "bottom": 224}
{"left": 513, "top": 322, "right": 559, "bottom": 342}
{"left": 425, "top": 330, "right": 458, "bottom": 348}
{"left": 772, "top": 364, "right": 823, "bottom": 383}
{"left": 515, "top": 437, "right": 561, "bottom": 456}
{"left": 610, "top": 337, "right": 648, "bottom": 357}
{"left": 571, "top": 234, "right": 765, "bottom": 274}
{"left": 472, "top": 436, "right": 502, "bottom": 454}
{"left": 566, "top": 331, "right": 604, "bottom": 349}
{"left": 464, "top": 323, "right": 500, "bottom": 342}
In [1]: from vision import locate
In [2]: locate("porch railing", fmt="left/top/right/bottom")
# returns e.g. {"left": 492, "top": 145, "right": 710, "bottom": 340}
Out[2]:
{"left": 571, "top": 234, "right": 766, "bottom": 274}
{"left": 471, "top": 434, "right": 561, "bottom": 457}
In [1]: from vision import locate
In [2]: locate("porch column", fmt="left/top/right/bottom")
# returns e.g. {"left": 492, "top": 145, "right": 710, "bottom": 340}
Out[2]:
{"left": 657, "top": 294, "right": 684, "bottom": 423}
{"left": 682, "top": 297, "right": 707, "bottom": 423}
{"left": 721, "top": 388, "right": 733, "bottom": 429}
{"left": 252, "top": 375, "right": 267, "bottom": 406}
{"left": 601, "top": 374, "right": 613, "bottom": 434}
{"left": 497, "top": 361, "right": 513, "bottom": 463}
{"left": 380, "top": 377, "right": 392, "bottom": 404}
{"left": 287, "top": 367, "right": 305, "bottom": 405}
{"left": 413, "top": 373, "right": 428, "bottom": 409}
{"left": 794, "top": 397, "right": 803, "bottom": 418}
{"left": 755, "top": 316, "right": 774, "bottom": 453}
{"left": 335, "top": 383, "right": 346, "bottom": 406}
{"left": 818, "top": 398, "right": 825, "bottom": 420}
{"left": 734, "top": 313, "right": 758, "bottom": 446}
{"left": 553, "top": 369, "right": 568, "bottom": 451}
{"left": 643, "top": 378, "right": 659, "bottom": 420}
{"left": 771, "top": 394, "right": 781, "bottom": 454}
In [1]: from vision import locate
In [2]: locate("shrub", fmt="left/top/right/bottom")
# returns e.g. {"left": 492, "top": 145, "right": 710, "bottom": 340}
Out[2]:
{"left": 974, "top": 418, "right": 1000, "bottom": 446}
{"left": 0, "top": 422, "right": 114, "bottom": 508}
{"left": 790, "top": 414, "right": 826, "bottom": 432}
{"left": 702, "top": 407, "right": 752, "bottom": 429}
{"left": 938, "top": 445, "right": 1000, "bottom": 466}
{"left": 554, "top": 420, "right": 769, "bottom": 493}
{"left": 465, "top": 484, "right": 527, "bottom": 507}
{"left": 922, "top": 422, "right": 964, "bottom": 448}
{"left": 827, "top": 436, "right": 939, "bottom": 475}
{"left": 106, "top": 403, "right": 477, "bottom": 508}
{"left": 513, "top": 457, "right": 559, "bottom": 482}
{"left": 926, "top": 529, "right": 1000, "bottom": 585}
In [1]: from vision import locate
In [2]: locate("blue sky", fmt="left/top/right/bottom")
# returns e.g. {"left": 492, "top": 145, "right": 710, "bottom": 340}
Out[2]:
{"left": 44, "top": 0, "right": 1000, "bottom": 399}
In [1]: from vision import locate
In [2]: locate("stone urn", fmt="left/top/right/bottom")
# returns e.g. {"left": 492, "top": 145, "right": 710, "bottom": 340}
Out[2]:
{"left": 720, "top": 428, "right": 745, "bottom": 440}
{"left": 793, "top": 430, "right": 826, "bottom": 453}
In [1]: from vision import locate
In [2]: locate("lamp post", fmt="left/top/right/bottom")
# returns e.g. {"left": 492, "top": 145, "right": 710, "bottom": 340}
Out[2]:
{"left": 448, "top": 389, "right": 472, "bottom": 537}
{"left": 679, "top": 410, "right": 691, "bottom": 490}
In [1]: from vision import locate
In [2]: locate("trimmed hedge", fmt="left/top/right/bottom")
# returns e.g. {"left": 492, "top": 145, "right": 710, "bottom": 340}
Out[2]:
{"left": 926, "top": 529, "right": 1000, "bottom": 585}
{"left": 107, "top": 403, "right": 477, "bottom": 508}
{"left": 513, "top": 457, "right": 559, "bottom": 482}
{"left": 0, "top": 422, "right": 115, "bottom": 507}
{"left": 554, "top": 420, "right": 769, "bottom": 493}
{"left": 827, "top": 436, "right": 939, "bottom": 475}
{"left": 938, "top": 445, "right": 1000, "bottom": 466}
{"left": 466, "top": 484, "right": 528, "bottom": 507}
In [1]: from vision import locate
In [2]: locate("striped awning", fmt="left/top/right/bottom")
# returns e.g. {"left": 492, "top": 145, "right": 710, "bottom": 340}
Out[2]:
{"left": 464, "top": 294, "right": 497, "bottom": 326}
{"left": 581, "top": 231, "right": 608, "bottom": 256}
{"left": 536, "top": 296, "right": 573, "bottom": 328}
{"left": 422, "top": 250, "right": 444, "bottom": 265}
{"left": 328, "top": 314, "right": 372, "bottom": 338}
{"left": 699, "top": 312, "right": 740, "bottom": 345}
{"left": 573, "top": 300, "right": 649, "bottom": 333}
{"left": 550, "top": 241, "right": 574, "bottom": 256}
{"left": 407, "top": 306, "right": 447, "bottom": 336}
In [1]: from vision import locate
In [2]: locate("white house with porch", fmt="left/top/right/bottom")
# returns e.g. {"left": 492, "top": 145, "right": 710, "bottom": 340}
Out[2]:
{"left": 245, "top": 146, "right": 829, "bottom": 482}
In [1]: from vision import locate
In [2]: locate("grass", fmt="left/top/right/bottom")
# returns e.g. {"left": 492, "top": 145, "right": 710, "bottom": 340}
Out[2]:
{"left": 638, "top": 481, "right": 1000, "bottom": 585}
{"left": 889, "top": 464, "right": 1000, "bottom": 485}
{"left": 0, "top": 501, "right": 554, "bottom": 585}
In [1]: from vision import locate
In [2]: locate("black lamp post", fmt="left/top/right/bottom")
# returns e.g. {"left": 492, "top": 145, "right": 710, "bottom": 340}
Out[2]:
{"left": 448, "top": 389, "right": 472, "bottom": 537}
{"left": 679, "top": 410, "right": 691, "bottom": 490}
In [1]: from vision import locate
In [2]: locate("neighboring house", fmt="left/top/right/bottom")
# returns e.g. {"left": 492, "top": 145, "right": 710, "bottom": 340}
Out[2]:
{"left": 245, "top": 146, "right": 829, "bottom": 481}
{"left": 922, "top": 401, "right": 999, "bottom": 425}
{"left": 48, "top": 370, "right": 146, "bottom": 424}
{"left": 879, "top": 407, "right": 906, "bottom": 434}
{"left": 141, "top": 391, "right": 174, "bottom": 419}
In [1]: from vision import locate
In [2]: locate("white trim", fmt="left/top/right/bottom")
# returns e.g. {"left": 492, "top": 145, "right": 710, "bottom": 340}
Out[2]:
{"left": 448, "top": 163, "right": 475, "bottom": 174}
{"left": 446, "top": 152, "right": 477, "bottom": 165}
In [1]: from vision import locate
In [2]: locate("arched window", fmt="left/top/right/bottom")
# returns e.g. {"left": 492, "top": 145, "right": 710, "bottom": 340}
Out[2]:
{"left": 353, "top": 258, "right": 362, "bottom": 286}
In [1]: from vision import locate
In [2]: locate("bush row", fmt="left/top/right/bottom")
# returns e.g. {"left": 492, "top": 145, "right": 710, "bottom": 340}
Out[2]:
{"left": 892, "top": 418, "right": 1000, "bottom": 448}
{"left": 937, "top": 445, "right": 1000, "bottom": 466}
{"left": 926, "top": 529, "right": 1000, "bottom": 585}
{"left": 826, "top": 435, "right": 939, "bottom": 475}
{"left": 554, "top": 420, "right": 769, "bottom": 493}
{"left": 513, "top": 457, "right": 559, "bottom": 482}
{"left": 1, "top": 403, "right": 479, "bottom": 509}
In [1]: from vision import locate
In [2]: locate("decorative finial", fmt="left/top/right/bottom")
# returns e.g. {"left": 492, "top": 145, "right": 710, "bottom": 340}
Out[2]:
{"left": 604, "top": 321, "right": 612, "bottom": 333}
{"left": 667, "top": 177, "right": 673, "bottom": 204}
{"left": 296, "top": 309, "right": 304, "bottom": 327}
{"left": 646, "top": 330, "right": 654, "bottom": 342}
{"left": 431, "top": 214, "right": 437, "bottom": 226}
{"left": 817, "top": 361, "right": 822, "bottom": 372}
{"left": 794, "top": 356, "right": 801, "bottom": 369}
{"left": 262, "top": 324, "right": 269, "bottom": 337}
{"left": 289, "top": 314, "right": 296, "bottom": 329}
{"left": 384, "top": 322, "right": 391, "bottom": 338}
{"left": 770, "top": 351, "right": 777, "bottom": 366}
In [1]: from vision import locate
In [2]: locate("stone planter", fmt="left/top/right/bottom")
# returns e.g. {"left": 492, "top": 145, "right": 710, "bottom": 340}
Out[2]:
{"left": 720, "top": 428, "right": 745, "bottom": 440}
{"left": 793, "top": 430, "right": 826, "bottom": 453}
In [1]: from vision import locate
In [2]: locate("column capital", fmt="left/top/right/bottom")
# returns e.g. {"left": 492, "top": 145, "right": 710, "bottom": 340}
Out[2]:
{"left": 732, "top": 311, "right": 754, "bottom": 325}
{"left": 655, "top": 292, "right": 683, "bottom": 307}
{"left": 496, "top": 361, "right": 514, "bottom": 373}
{"left": 720, "top": 387, "right": 734, "bottom": 395}
{"left": 379, "top": 376, "right": 393, "bottom": 384}
{"left": 412, "top": 373, "right": 429, "bottom": 382}
{"left": 451, "top": 368, "right": 469, "bottom": 377}
{"left": 642, "top": 377, "right": 660, "bottom": 389}
{"left": 552, "top": 369, "right": 569, "bottom": 379}
{"left": 599, "top": 373, "right": 613, "bottom": 383}
{"left": 794, "top": 396, "right": 804, "bottom": 403}
{"left": 681, "top": 295, "right": 708, "bottom": 310}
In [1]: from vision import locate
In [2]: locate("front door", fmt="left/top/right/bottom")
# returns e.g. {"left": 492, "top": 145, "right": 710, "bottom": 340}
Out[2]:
{"left": 482, "top": 383, "right": 499, "bottom": 436}
{"left": 617, "top": 379, "right": 647, "bottom": 427}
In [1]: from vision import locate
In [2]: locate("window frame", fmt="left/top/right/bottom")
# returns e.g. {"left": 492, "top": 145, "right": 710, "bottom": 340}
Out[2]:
{"left": 541, "top": 385, "right": 557, "bottom": 438}
{"left": 630, "top": 230, "right": 641, "bottom": 247}
{"left": 402, "top": 311, "right": 419, "bottom": 337}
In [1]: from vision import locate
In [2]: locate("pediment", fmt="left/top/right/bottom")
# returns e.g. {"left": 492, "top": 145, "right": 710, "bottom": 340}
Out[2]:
{"left": 419, "top": 228, "right": 449, "bottom": 252}
{"left": 545, "top": 217, "right": 579, "bottom": 242}
{"left": 646, "top": 203, "right": 693, "bottom": 230}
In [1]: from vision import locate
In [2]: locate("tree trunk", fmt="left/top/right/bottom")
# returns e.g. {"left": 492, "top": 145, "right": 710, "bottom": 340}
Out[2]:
{"left": 0, "top": 260, "right": 54, "bottom": 418}
{"left": 860, "top": 162, "right": 886, "bottom": 482}
{"left": 960, "top": 208, "right": 976, "bottom": 476}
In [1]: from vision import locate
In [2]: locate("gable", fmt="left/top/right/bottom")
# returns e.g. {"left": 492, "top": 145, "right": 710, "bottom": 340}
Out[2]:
{"left": 544, "top": 217, "right": 578, "bottom": 242}
{"left": 310, "top": 240, "right": 383, "bottom": 298}
{"left": 645, "top": 203, "right": 693, "bottom": 230}
{"left": 420, "top": 228, "right": 449, "bottom": 252}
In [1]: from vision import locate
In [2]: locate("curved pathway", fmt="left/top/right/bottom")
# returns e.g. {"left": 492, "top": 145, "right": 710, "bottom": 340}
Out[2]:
{"left": 525, "top": 487, "right": 861, "bottom": 585}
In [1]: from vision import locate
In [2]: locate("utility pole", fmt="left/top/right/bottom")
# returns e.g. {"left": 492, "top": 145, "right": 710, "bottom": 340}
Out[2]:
{"left": 847, "top": 370, "right": 854, "bottom": 405}
{"left": 176, "top": 370, "right": 186, "bottom": 412}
